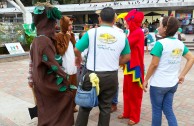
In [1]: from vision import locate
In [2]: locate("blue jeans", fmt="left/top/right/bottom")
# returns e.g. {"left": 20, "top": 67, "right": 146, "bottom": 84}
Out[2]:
{"left": 112, "top": 86, "right": 119, "bottom": 105}
{"left": 150, "top": 84, "right": 178, "bottom": 126}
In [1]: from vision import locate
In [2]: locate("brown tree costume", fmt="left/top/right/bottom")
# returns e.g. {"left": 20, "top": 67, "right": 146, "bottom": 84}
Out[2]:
{"left": 30, "top": 3, "right": 74, "bottom": 126}
{"left": 55, "top": 16, "right": 77, "bottom": 109}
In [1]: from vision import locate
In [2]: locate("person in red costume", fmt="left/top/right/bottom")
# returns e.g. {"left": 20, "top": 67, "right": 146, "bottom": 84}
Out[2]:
{"left": 118, "top": 9, "right": 145, "bottom": 125}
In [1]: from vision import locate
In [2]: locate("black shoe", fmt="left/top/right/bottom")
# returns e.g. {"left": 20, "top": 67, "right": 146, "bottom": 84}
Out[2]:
{"left": 28, "top": 105, "right": 38, "bottom": 119}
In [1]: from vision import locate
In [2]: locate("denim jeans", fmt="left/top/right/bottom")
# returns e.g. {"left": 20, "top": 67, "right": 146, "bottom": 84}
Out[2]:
{"left": 150, "top": 84, "right": 178, "bottom": 126}
{"left": 112, "top": 86, "right": 119, "bottom": 104}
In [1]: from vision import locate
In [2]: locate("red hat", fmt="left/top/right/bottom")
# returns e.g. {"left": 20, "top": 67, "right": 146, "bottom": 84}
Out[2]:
{"left": 124, "top": 9, "right": 144, "bottom": 24}
{"left": 124, "top": 9, "right": 144, "bottom": 31}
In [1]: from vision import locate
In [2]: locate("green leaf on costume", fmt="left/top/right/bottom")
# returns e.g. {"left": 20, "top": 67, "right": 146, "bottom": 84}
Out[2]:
{"left": 56, "top": 76, "right": 63, "bottom": 85}
{"left": 70, "top": 85, "right": 77, "bottom": 90}
{"left": 42, "top": 54, "right": 48, "bottom": 61}
{"left": 46, "top": 7, "right": 62, "bottom": 20}
{"left": 51, "top": 65, "right": 58, "bottom": 72}
{"left": 59, "top": 86, "right": 67, "bottom": 92}
{"left": 55, "top": 55, "right": 62, "bottom": 65}
{"left": 33, "top": 6, "right": 45, "bottom": 14}
{"left": 47, "top": 69, "right": 53, "bottom": 74}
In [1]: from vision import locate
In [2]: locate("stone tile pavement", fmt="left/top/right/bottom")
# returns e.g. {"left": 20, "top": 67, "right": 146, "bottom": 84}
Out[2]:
{"left": 184, "top": 34, "right": 194, "bottom": 42}
{"left": 0, "top": 53, "right": 194, "bottom": 126}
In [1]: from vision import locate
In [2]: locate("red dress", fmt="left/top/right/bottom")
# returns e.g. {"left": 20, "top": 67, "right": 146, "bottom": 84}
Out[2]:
{"left": 122, "top": 9, "right": 144, "bottom": 123}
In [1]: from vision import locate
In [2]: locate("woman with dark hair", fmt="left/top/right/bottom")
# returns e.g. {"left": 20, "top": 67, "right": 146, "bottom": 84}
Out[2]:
{"left": 143, "top": 16, "right": 194, "bottom": 126}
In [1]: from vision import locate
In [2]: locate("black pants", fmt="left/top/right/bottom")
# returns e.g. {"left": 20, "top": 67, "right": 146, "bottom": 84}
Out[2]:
{"left": 75, "top": 70, "right": 118, "bottom": 126}
{"left": 144, "top": 37, "right": 148, "bottom": 46}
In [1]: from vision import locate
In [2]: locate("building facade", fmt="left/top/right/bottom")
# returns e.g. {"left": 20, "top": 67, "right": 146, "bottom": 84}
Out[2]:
{"left": 0, "top": 0, "right": 194, "bottom": 33}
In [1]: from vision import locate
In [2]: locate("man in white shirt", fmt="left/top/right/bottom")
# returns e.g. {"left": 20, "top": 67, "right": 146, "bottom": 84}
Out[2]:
{"left": 74, "top": 7, "right": 131, "bottom": 126}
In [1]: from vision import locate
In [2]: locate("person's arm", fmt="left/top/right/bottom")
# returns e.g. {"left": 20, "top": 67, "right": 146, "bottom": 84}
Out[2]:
{"left": 143, "top": 56, "right": 160, "bottom": 92}
{"left": 74, "top": 32, "right": 89, "bottom": 67}
{"left": 74, "top": 48, "right": 82, "bottom": 68}
{"left": 119, "top": 38, "right": 131, "bottom": 65}
{"left": 178, "top": 51, "right": 194, "bottom": 84}
{"left": 143, "top": 41, "right": 163, "bottom": 92}
{"left": 119, "top": 54, "right": 131, "bottom": 65}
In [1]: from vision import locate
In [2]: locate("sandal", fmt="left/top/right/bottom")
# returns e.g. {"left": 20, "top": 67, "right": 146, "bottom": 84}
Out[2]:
{"left": 128, "top": 120, "right": 136, "bottom": 126}
{"left": 117, "top": 115, "right": 128, "bottom": 119}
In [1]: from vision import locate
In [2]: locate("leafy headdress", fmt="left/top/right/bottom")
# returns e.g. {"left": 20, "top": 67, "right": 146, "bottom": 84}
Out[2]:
{"left": 33, "top": 2, "right": 62, "bottom": 38}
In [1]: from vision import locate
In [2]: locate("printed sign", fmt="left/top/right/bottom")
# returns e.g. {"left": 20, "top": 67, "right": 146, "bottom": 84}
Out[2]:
{"left": 5, "top": 43, "right": 25, "bottom": 54}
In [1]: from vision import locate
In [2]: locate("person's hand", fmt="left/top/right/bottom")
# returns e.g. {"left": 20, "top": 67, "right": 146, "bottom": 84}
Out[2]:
{"left": 28, "top": 82, "right": 33, "bottom": 88}
{"left": 70, "top": 32, "right": 74, "bottom": 37}
{"left": 66, "top": 31, "right": 71, "bottom": 37}
{"left": 75, "top": 56, "right": 82, "bottom": 68}
{"left": 178, "top": 75, "right": 185, "bottom": 84}
{"left": 142, "top": 80, "right": 148, "bottom": 92}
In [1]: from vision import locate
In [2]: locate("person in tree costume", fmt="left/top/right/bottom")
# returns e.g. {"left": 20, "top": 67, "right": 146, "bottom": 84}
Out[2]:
{"left": 118, "top": 9, "right": 145, "bottom": 125}
{"left": 30, "top": 2, "right": 75, "bottom": 126}
{"left": 55, "top": 16, "right": 78, "bottom": 112}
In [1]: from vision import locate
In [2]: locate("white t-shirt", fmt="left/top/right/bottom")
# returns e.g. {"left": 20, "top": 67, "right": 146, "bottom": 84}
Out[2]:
{"left": 150, "top": 37, "right": 189, "bottom": 87}
{"left": 62, "top": 42, "right": 77, "bottom": 75}
{"left": 76, "top": 26, "right": 130, "bottom": 71}
{"left": 113, "top": 25, "right": 123, "bottom": 33}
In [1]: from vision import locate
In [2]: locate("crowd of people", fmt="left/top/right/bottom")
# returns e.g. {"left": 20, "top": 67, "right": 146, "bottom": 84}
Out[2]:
{"left": 28, "top": 2, "right": 194, "bottom": 126}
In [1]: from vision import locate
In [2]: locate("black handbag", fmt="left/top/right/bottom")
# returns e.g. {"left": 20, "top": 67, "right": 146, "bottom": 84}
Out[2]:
{"left": 75, "top": 28, "right": 98, "bottom": 108}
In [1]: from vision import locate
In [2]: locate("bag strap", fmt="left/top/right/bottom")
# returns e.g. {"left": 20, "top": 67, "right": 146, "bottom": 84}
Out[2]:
{"left": 79, "top": 28, "right": 97, "bottom": 86}
{"left": 93, "top": 28, "right": 97, "bottom": 72}
{"left": 84, "top": 28, "right": 97, "bottom": 68}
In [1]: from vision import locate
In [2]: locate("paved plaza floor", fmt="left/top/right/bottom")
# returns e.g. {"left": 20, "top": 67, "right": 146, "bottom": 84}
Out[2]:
{"left": 0, "top": 53, "right": 194, "bottom": 126}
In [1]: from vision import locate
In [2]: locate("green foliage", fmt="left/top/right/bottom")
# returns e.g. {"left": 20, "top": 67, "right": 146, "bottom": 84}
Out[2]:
{"left": 25, "top": 34, "right": 34, "bottom": 48}
{"left": 0, "top": 22, "right": 25, "bottom": 46}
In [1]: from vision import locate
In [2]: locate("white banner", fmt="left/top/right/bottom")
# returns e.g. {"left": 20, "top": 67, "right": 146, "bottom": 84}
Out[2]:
{"left": 5, "top": 43, "right": 25, "bottom": 55}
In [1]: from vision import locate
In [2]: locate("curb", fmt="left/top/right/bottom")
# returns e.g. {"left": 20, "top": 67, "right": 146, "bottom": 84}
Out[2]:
{"left": 0, "top": 52, "right": 29, "bottom": 63}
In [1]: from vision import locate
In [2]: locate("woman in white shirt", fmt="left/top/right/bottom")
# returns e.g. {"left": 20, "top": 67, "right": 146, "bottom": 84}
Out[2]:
{"left": 143, "top": 16, "right": 194, "bottom": 126}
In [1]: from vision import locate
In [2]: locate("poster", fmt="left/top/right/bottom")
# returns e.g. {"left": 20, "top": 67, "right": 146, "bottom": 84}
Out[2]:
{"left": 5, "top": 43, "right": 25, "bottom": 55}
